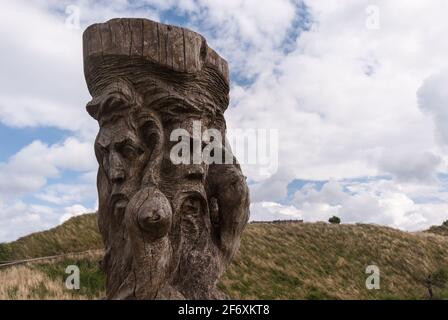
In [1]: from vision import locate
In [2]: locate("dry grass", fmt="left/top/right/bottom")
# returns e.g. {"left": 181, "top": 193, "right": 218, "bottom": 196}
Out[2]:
{"left": 220, "top": 222, "right": 448, "bottom": 299}
{"left": 1, "top": 214, "right": 447, "bottom": 300}
{"left": 0, "top": 250, "right": 104, "bottom": 300}
{"left": 0, "top": 266, "right": 88, "bottom": 299}
{"left": 425, "top": 223, "right": 448, "bottom": 237}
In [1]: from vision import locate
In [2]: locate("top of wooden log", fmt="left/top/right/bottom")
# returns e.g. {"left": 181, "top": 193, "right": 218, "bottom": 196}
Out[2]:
{"left": 83, "top": 18, "right": 229, "bottom": 91}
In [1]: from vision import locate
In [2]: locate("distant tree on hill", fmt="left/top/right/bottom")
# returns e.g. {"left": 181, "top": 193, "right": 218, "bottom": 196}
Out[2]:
{"left": 328, "top": 216, "right": 341, "bottom": 224}
{"left": 443, "top": 220, "right": 448, "bottom": 227}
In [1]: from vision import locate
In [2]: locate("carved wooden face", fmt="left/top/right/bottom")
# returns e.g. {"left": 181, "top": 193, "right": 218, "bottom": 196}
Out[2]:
{"left": 95, "top": 115, "right": 149, "bottom": 219}
{"left": 88, "top": 82, "right": 249, "bottom": 299}
{"left": 84, "top": 18, "right": 250, "bottom": 299}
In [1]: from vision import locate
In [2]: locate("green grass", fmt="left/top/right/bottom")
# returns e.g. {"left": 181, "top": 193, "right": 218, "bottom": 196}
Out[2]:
{"left": 0, "top": 245, "right": 12, "bottom": 261}
{"left": 1, "top": 214, "right": 448, "bottom": 299}
{"left": 34, "top": 258, "right": 105, "bottom": 299}
{"left": 0, "top": 213, "right": 102, "bottom": 261}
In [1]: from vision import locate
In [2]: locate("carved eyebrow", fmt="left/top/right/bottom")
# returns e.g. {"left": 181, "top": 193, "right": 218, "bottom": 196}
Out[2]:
{"left": 115, "top": 138, "right": 142, "bottom": 149}
{"left": 100, "top": 94, "right": 131, "bottom": 118}
{"left": 96, "top": 137, "right": 140, "bottom": 150}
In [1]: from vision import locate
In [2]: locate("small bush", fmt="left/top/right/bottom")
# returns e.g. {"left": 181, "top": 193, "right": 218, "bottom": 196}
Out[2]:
{"left": 328, "top": 216, "right": 341, "bottom": 224}
{"left": 432, "top": 268, "right": 448, "bottom": 288}
{"left": 0, "top": 244, "right": 12, "bottom": 261}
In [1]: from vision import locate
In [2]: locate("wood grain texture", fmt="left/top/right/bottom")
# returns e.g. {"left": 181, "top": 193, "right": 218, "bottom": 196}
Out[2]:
{"left": 84, "top": 18, "right": 228, "bottom": 88}
{"left": 83, "top": 18, "right": 248, "bottom": 300}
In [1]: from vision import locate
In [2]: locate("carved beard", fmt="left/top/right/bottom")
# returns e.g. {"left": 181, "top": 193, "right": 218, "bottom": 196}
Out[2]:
{"left": 123, "top": 185, "right": 223, "bottom": 299}
{"left": 95, "top": 131, "right": 249, "bottom": 299}
{"left": 120, "top": 186, "right": 173, "bottom": 299}
{"left": 105, "top": 188, "right": 222, "bottom": 299}
{"left": 91, "top": 101, "right": 248, "bottom": 299}
{"left": 174, "top": 192, "right": 224, "bottom": 299}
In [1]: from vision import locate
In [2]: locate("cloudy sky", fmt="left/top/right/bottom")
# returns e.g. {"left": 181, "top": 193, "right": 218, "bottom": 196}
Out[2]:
{"left": 1, "top": 0, "right": 448, "bottom": 242}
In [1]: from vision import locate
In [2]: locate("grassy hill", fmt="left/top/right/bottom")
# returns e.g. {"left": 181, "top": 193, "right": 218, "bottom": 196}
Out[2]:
{"left": 0, "top": 214, "right": 102, "bottom": 261}
{"left": 1, "top": 214, "right": 448, "bottom": 299}
{"left": 425, "top": 221, "right": 448, "bottom": 237}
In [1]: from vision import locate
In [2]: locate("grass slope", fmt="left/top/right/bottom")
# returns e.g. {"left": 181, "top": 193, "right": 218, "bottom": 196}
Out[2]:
{"left": 1, "top": 214, "right": 448, "bottom": 299}
{"left": 0, "top": 214, "right": 102, "bottom": 261}
{"left": 426, "top": 221, "right": 448, "bottom": 237}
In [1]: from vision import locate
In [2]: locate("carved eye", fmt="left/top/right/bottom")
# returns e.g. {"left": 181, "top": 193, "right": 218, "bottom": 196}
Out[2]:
{"left": 120, "top": 144, "right": 143, "bottom": 160}
{"left": 182, "top": 197, "right": 202, "bottom": 216}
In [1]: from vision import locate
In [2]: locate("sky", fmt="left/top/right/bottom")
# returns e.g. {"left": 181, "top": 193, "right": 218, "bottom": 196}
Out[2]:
{"left": 1, "top": 0, "right": 448, "bottom": 242}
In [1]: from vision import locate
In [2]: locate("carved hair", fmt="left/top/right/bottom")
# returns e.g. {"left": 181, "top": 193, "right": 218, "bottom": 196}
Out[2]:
{"left": 84, "top": 18, "right": 250, "bottom": 300}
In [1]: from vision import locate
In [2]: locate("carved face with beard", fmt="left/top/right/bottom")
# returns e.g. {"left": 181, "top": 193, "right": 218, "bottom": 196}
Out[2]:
{"left": 95, "top": 115, "right": 147, "bottom": 219}
{"left": 83, "top": 17, "right": 249, "bottom": 300}
{"left": 86, "top": 78, "right": 249, "bottom": 299}
{"left": 87, "top": 81, "right": 173, "bottom": 298}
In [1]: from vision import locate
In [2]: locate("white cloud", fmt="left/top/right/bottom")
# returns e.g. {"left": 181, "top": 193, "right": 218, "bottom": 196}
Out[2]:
{"left": 293, "top": 179, "right": 448, "bottom": 231}
{"left": 228, "top": 0, "right": 444, "bottom": 181}
{"left": 0, "top": 199, "right": 97, "bottom": 242}
{"left": 0, "top": 0, "right": 162, "bottom": 139}
{"left": 378, "top": 151, "right": 441, "bottom": 183}
{"left": 219, "top": 0, "right": 448, "bottom": 227}
{"left": 36, "top": 183, "right": 96, "bottom": 205}
{"left": 418, "top": 69, "right": 448, "bottom": 147}
{"left": 181, "top": 0, "right": 299, "bottom": 77}
{"left": 0, "top": 0, "right": 152, "bottom": 241}
{"left": 59, "top": 204, "right": 95, "bottom": 224}
{"left": 247, "top": 166, "right": 292, "bottom": 202}
{"left": 250, "top": 201, "right": 303, "bottom": 221}
{"left": 0, "top": 138, "right": 96, "bottom": 196}
{"left": 0, "top": 200, "right": 54, "bottom": 242}
{"left": 2, "top": 0, "right": 448, "bottom": 240}
{"left": 0, "top": 1, "right": 92, "bottom": 135}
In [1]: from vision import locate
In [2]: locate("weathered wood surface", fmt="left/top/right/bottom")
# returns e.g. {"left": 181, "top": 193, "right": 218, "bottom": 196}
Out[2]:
{"left": 83, "top": 18, "right": 229, "bottom": 94}
{"left": 83, "top": 18, "right": 249, "bottom": 300}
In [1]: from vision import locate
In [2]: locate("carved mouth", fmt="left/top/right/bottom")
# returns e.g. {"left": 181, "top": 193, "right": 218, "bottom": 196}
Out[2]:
{"left": 110, "top": 193, "right": 129, "bottom": 217}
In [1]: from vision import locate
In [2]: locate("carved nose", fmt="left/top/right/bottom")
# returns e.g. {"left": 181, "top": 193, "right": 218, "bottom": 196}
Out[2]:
{"left": 139, "top": 209, "right": 162, "bottom": 225}
{"left": 110, "top": 169, "right": 125, "bottom": 183}
{"left": 109, "top": 153, "right": 125, "bottom": 183}
{"left": 137, "top": 206, "right": 171, "bottom": 240}
{"left": 185, "top": 165, "right": 205, "bottom": 180}
{"left": 128, "top": 187, "right": 172, "bottom": 241}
